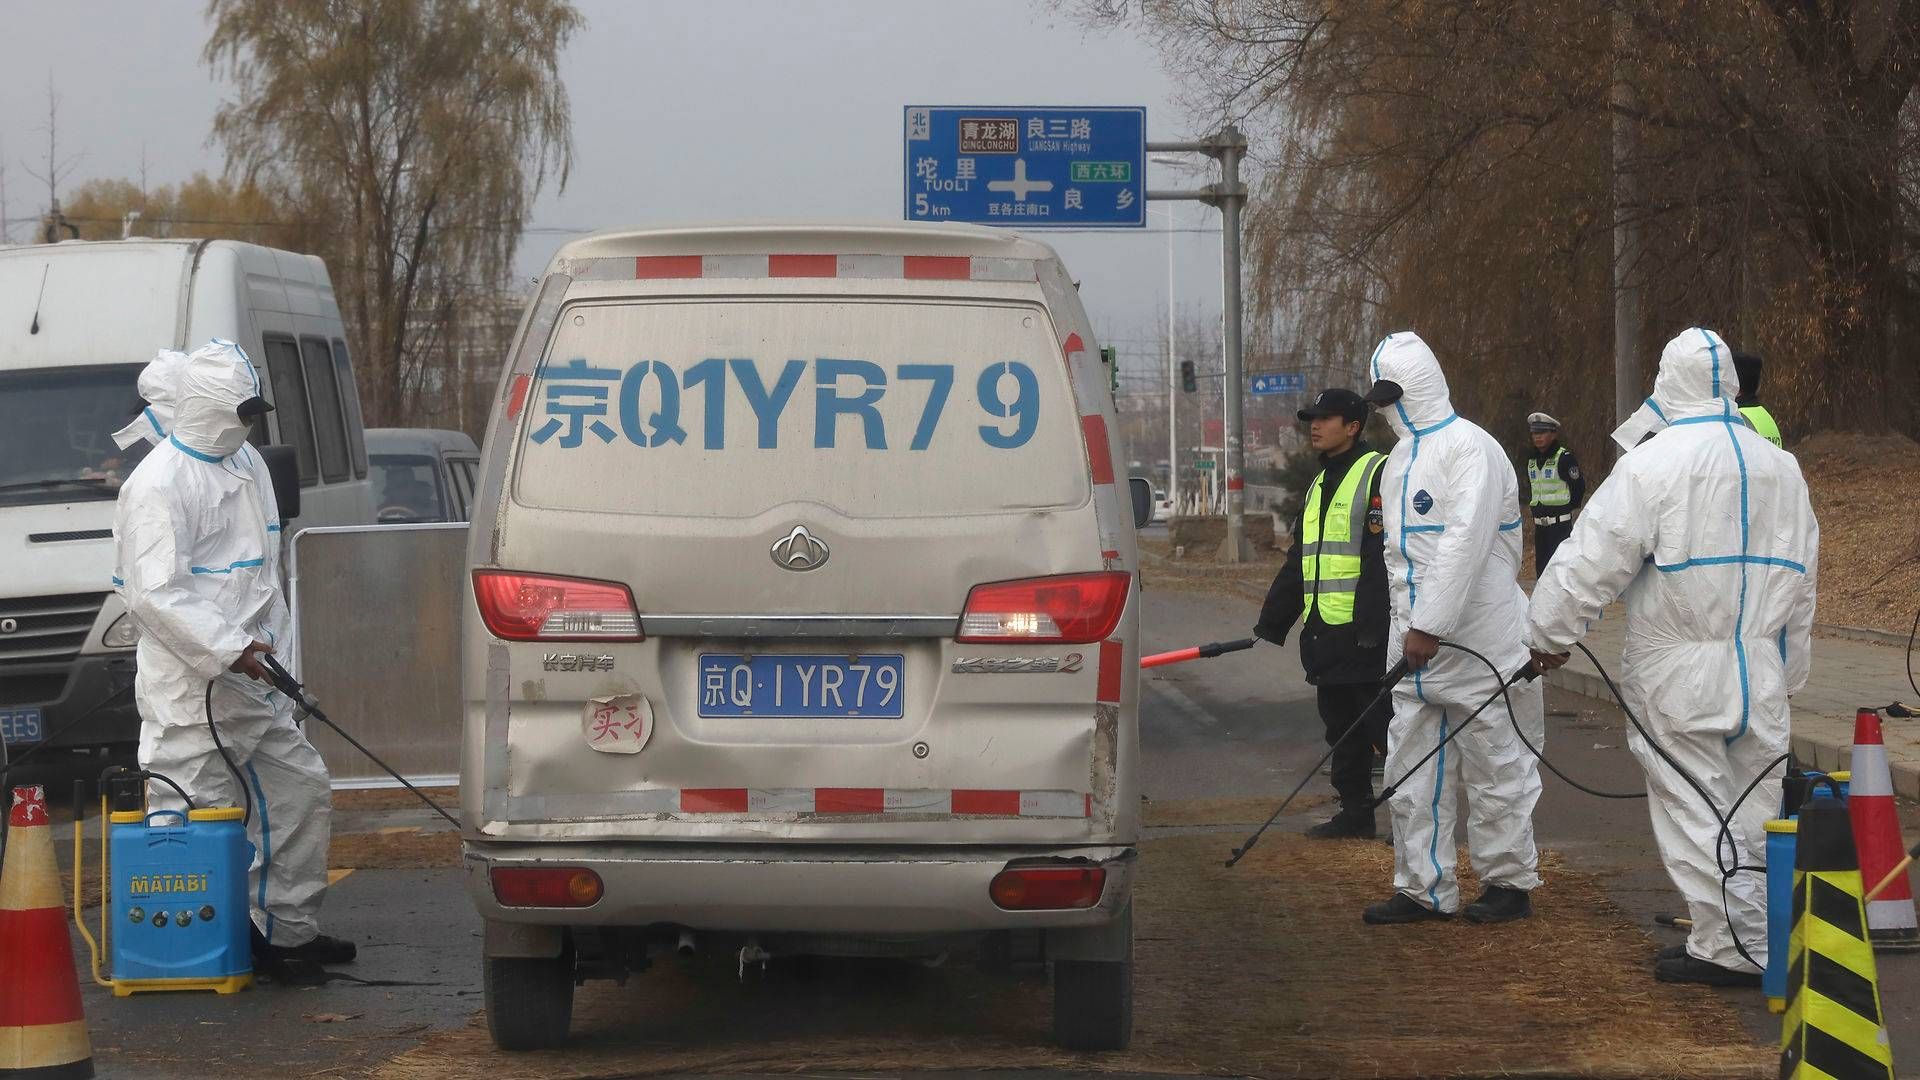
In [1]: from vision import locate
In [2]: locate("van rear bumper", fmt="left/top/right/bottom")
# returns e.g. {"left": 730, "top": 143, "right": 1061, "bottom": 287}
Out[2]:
{"left": 462, "top": 839, "right": 1135, "bottom": 935}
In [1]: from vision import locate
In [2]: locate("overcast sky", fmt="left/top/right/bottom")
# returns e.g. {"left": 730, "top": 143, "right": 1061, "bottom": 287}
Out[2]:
{"left": 0, "top": 0, "right": 1229, "bottom": 375}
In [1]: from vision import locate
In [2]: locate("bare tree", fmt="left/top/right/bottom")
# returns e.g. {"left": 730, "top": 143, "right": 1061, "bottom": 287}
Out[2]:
{"left": 22, "top": 76, "right": 83, "bottom": 242}
{"left": 1089, "top": 0, "right": 1920, "bottom": 446}
{"left": 203, "top": 0, "right": 580, "bottom": 427}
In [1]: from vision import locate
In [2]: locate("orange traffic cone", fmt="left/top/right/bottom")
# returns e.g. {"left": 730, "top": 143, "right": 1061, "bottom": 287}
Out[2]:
{"left": 0, "top": 785, "right": 94, "bottom": 1079}
{"left": 1849, "top": 708, "right": 1920, "bottom": 951}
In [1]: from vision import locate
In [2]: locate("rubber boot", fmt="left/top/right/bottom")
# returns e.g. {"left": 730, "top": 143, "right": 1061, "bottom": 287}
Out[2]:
{"left": 1462, "top": 885, "right": 1532, "bottom": 924}
{"left": 1306, "top": 806, "right": 1376, "bottom": 840}
{"left": 1363, "top": 892, "right": 1450, "bottom": 925}
{"left": 1654, "top": 952, "right": 1761, "bottom": 987}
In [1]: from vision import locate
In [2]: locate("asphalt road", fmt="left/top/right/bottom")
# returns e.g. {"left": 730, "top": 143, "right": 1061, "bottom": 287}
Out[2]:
{"left": 21, "top": 580, "right": 1919, "bottom": 1075}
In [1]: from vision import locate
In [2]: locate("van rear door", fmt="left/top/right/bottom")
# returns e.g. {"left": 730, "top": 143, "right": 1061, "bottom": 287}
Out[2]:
{"left": 469, "top": 271, "right": 1134, "bottom": 846}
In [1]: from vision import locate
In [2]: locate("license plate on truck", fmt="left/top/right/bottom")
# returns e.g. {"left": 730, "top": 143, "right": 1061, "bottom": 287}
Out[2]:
{"left": 697, "top": 654, "right": 904, "bottom": 718}
{"left": 0, "top": 707, "right": 43, "bottom": 744}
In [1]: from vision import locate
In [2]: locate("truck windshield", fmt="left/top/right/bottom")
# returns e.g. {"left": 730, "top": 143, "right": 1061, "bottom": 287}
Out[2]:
{"left": 0, "top": 365, "right": 151, "bottom": 507}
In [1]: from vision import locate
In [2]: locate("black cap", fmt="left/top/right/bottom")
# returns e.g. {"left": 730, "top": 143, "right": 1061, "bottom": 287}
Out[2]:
{"left": 1297, "top": 387, "right": 1369, "bottom": 423}
{"left": 1362, "top": 379, "right": 1404, "bottom": 407}
{"left": 236, "top": 394, "right": 275, "bottom": 418}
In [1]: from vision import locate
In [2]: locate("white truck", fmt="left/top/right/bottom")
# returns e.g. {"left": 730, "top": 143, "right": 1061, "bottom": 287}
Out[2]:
{"left": 0, "top": 238, "right": 373, "bottom": 752}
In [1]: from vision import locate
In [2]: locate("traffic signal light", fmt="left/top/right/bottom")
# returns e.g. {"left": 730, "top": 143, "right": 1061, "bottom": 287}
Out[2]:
{"left": 1180, "top": 359, "right": 1197, "bottom": 393}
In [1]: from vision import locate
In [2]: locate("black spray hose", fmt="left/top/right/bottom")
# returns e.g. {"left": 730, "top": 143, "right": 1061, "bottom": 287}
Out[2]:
{"left": 1366, "top": 656, "right": 1541, "bottom": 811}
{"left": 258, "top": 653, "right": 461, "bottom": 830}
{"left": 1566, "top": 639, "right": 1788, "bottom": 971}
{"left": 207, "top": 680, "right": 254, "bottom": 828}
{"left": 1440, "top": 637, "right": 1781, "bottom": 970}
{"left": 1226, "top": 657, "right": 1409, "bottom": 868}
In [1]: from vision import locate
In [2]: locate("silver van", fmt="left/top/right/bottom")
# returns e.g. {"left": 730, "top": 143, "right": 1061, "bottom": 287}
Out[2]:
{"left": 366, "top": 427, "right": 482, "bottom": 523}
{"left": 460, "top": 223, "right": 1145, "bottom": 1051}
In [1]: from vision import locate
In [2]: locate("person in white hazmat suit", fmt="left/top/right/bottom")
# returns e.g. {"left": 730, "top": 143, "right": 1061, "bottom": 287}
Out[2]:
{"left": 1358, "top": 332, "right": 1546, "bottom": 925}
{"left": 1526, "top": 327, "right": 1817, "bottom": 986}
{"left": 112, "top": 340, "right": 354, "bottom": 970}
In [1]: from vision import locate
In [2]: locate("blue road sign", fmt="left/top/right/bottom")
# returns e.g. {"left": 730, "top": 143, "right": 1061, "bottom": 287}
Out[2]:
{"left": 904, "top": 106, "right": 1146, "bottom": 228}
{"left": 1250, "top": 373, "right": 1306, "bottom": 396}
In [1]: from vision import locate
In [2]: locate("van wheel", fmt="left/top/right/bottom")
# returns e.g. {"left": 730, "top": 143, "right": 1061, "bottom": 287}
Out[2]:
{"left": 1051, "top": 948, "right": 1133, "bottom": 1051}
{"left": 484, "top": 939, "right": 575, "bottom": 1050}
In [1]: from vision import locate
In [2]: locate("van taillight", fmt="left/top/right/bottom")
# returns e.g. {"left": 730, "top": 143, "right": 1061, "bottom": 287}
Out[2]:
{"left": 472, "top": 570, "right": 642, "bottom": 642}
{"left": 491, "top": 867, "right": 604, "bottom": 907}
{"left": 989, "top": 867, "right": 1106, "bottom": 910}
{"left": 956, "top": 572, "right": 1130, "bottom": 644}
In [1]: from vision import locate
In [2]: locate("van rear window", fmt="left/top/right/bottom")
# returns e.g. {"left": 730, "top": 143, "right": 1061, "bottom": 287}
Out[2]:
{"left": 512, "top": 298, "right": 1090, "bottom": 518}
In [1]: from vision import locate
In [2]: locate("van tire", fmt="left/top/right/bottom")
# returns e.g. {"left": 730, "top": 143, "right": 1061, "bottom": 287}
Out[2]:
{"left": 1051, "top": 948, "right": 1133, "bottom": 1051}
{"left": 485, "top": 940, "right": 575, "bottom": 1050}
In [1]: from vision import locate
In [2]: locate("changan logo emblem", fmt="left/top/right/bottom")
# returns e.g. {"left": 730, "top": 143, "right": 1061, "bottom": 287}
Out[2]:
{"left": 771, "top": 526, "right": 830, "bottom": 572}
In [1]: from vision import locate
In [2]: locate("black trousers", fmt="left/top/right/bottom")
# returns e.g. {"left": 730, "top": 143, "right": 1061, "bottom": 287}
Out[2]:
{"left": 1534, "top": 520, "right": 1573, "bottom": 573}
{"left": 1318, "top": 681, "right": 1389, "bottom": 812}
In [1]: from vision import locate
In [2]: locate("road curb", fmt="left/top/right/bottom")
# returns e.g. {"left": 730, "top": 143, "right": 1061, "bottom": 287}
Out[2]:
{"left": 1547, "top": 669, "right": 1919, "bottom": 803}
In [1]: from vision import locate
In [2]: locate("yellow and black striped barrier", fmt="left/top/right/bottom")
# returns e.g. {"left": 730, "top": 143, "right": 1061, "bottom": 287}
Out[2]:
{"left": 1780, "top": 794, "right": 1895, "bottom": 1080}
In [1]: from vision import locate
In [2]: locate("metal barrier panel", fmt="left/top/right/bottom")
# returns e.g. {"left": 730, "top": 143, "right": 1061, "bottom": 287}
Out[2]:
{"left": 289, "top": 523, "right": 468, "bottom": 786}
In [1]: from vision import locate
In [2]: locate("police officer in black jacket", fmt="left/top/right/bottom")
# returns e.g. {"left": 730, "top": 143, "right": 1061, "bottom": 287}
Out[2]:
{"left": 1255, "top": 388, "right": 1392, "bottom": 839}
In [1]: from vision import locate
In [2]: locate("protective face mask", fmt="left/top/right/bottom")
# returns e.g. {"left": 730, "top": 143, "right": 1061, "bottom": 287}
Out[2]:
{"left": 209, "top": 416, "right": 251, "bottom": 457}
{"left": 1610, "top": 399, "right": 1667, "bottom": 453}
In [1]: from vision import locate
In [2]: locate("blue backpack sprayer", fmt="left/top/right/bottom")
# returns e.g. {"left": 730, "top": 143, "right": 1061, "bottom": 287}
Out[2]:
{"left": 62, "top": 653, "right": 457, "bottom": 995}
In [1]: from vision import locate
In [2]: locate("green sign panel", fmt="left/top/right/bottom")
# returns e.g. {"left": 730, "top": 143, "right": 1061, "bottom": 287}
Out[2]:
{"left": 1193, "top": 459, "right": 1215, "bottom": 470}
{"left": 1069, "top": 161, "right": 1132, "bottom": 183}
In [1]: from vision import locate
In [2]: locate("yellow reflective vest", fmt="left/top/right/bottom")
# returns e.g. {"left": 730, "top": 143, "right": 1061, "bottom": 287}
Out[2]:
{"left": 1301, "top": 451, "right": 1385, "bottom": 626}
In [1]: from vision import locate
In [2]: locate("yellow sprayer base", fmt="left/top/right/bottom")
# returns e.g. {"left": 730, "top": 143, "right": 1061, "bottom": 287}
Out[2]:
{"left": 1767, "top": 995, "right": 1784, "bottom": 1014}
{"left": 111, "top": 974, "right": 252, "bottom": 997}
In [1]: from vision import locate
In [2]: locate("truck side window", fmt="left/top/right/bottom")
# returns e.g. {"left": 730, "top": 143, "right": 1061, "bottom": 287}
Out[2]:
{"left": 330, "top": 339, "right": 369, "bottom": 480}
{"left": 263, "top": 336, "right": 318, "bottom": 486}
{"left": 449, "top": 457, "right": 477, "bottom": 520}
{"left": 300, "top": 336, "right": 351, "bottom": 484}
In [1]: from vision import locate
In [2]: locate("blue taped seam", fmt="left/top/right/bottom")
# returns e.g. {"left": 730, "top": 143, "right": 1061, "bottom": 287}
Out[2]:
{"left": 245, "top": 760, "right": 274, "bottom": 943}
{"left": 266, "top": 523, "right": 282, "bottom": 533}
{"left": 1717, "top": 365, "right": 1754, "bottom": 743}
{"left": 144, "top": 407, "right": 165, "bottom": 438}
{"left": 1405, "top": 524, "right": 1445, "bottom": 534}
{"left": 1498, "top": 519, "right": 1522, "bottom": 532}
{"left": 169, "top": 434, "right": 223, "bottom": 463}
{"left": 110, "top": 575, "right": 125, "bottom": 586}
{"left": 191, "top": 557, "right": 265, "bottom": 575}
{"left": 1653, "top": 554, "right": 1805, "bottom": 574}
{"left": 1427, "top": 711, "right": 1449, "bottom": 910}
{"left": 1413, "top": 413, "right": 1458, "bottom": 437}
{"left": 1643, "top": 396, "right": 1665, "bottom": 420}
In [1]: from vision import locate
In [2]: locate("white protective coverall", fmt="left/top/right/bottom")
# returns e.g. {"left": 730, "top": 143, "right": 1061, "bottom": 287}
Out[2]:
{"left": 1372, "top": 332, "right": 1546, "bottom": 913}
{"left": 1527, "top": 327, "right": 1817, "bottom": 972}
{"left": 113, "top": 340, "right": 333, "bottom": 947}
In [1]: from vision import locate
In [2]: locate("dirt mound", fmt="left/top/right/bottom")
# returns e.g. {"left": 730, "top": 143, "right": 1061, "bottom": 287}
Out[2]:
{"left": 374, "top": 826, "right": 1769, "bottom": 1080}
{"left": 1795, "top": 432, "right": 1920, "bottom": 634}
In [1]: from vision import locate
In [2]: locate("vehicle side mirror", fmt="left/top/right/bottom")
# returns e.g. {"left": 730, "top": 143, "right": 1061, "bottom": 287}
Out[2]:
{"left": 260, "top": 444, "right": 301, "bottom": 524}
{"left": 1128, "top": 476, "right": 1153, "bottom": 530}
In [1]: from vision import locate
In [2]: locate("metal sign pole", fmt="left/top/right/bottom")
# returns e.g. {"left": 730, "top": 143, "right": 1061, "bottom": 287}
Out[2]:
{"left": 1147, "top": 125, "right": 1251, "bottom": 561}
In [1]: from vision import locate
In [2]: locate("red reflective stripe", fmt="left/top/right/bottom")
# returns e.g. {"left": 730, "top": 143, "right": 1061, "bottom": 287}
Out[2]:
{"left": 505, "top": 374, "right": 531, "bottom": 420}
{"left": 9, "top": 785, "right": 47, "bottom": 827}
{"left": 1101, "top": 549, "right": 1121, "bottom": 560}
{"left": 1061, "top": 332, "right": 1085, "bottom": 356}
{"left": 769, "top": 254, "right": 837, "bottom": 278}
{"left": 634, "top": 255, "right": 704, "bottom": 279}
{"left": 814, "top": 788, "right": 885, "bottom": 813}
{"left": 1098, "top": 639, "right": 1123, "bottom": 703}
{"left": 951, "top": 790, "right": 1021, "bottom": 816}
{"left": 0, "top": 907, "right": 85, "bottom": 1026}
{"left": 1227, "top": 476, "right": 1245, "bottom": 491}
{"left": 903, "top": 255, "right": 970, "bottom": 280}
{"left": 1081, "top": 416, "right": 1115, "bottom": 485}
{"left": 680, "top": 788, "right": 749, "bottom": 813}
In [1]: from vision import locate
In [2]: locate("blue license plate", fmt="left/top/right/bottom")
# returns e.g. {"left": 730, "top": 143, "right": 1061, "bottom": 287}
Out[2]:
{"left": 0, "top": 707, "right": 43, "bottom": 744}
{"left": 698, "top": 654, "right": 904, "bottom": 719}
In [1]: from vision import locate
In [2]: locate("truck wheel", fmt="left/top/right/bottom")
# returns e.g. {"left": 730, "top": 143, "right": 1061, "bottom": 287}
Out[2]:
{"left": 1051, "top": 946, "right": 1133, "bottom": 1051}
{"left": 484, "top": 939, "right": 575, "bottom": 1050}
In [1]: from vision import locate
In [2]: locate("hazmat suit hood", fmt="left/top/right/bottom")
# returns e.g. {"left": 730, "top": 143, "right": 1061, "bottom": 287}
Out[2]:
{"left": 1366, "top": 332, "right": 1454, "bottom": 438}
{"left": 171, "top": 340, "right": 265, "bottom": 459}
{"left": 1609, "top": 327, "right": 1736, "bottom": 451}
{"left": 111, "top": 349, "right": 192, "bottom": 450}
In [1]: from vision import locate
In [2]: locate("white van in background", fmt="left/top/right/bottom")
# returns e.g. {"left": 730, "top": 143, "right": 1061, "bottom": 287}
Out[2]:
{"left": 0, "top": 238, "right": 374, "bottom": 752}
{"left": 366, "top": 427, "right": 483, "bottom": 523}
